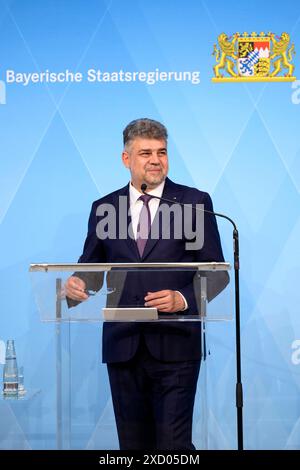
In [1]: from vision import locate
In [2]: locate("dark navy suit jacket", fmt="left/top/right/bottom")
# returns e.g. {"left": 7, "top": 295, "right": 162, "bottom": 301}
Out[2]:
{"left": 76, "top": 178, "right": 226, "bottom": 364}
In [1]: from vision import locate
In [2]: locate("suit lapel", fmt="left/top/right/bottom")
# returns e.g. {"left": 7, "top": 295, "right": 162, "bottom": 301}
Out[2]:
{"left": 113, "top": 178, "right": 184, "bottom": 261}
{"left": 114, "top": 184, "right": 141, "bottom": 260}
{"left": 141, "top": 177, "right": 182, "bottom": 260}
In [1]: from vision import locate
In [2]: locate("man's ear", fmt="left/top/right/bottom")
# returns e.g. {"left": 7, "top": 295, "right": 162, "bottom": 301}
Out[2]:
{"left": 122, "top": 151, "right": 130, "bottom": 169}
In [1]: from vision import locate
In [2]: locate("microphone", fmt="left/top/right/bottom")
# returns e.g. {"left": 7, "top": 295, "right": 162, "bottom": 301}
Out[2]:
{"left": 141, "top": 182, "right": 243, "bottom": 449}
{"left": 141, "top": 183, "right": 238, "bottom": 245}
{"left": 141, "top": 181, "right": 239, "bottom": 270}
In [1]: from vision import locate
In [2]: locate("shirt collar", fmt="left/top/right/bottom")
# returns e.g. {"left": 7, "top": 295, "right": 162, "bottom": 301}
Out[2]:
{"left": 129, "top": 179, "right": 166, "bottom": 206}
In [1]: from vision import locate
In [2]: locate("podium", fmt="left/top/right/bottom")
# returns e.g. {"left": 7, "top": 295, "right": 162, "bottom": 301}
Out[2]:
{"left": 29, "top": 262, "right": 232, "bottom": 449}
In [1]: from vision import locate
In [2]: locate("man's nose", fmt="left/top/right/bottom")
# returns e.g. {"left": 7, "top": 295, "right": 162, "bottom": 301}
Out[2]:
{"left": 149, "top": 152, "right": 160, "bottom": 164}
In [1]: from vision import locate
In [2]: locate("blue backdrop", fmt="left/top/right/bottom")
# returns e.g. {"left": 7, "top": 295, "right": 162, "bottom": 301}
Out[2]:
{"left": 0, "top": 0, "right": 300, "bottom": 449}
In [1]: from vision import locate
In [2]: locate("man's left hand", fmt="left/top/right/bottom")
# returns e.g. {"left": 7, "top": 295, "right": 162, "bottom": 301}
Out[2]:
{"left": 144, "top": 290, "right": 185, "bottom": 313}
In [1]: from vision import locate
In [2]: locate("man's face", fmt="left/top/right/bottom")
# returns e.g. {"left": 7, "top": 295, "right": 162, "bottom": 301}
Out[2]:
{"left": 122, "top": 138, "right": 169, "bottom": 191}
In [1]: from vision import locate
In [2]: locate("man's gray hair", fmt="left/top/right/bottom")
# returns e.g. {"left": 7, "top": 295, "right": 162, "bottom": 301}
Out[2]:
{"left": 123, "top": 118, "right": 168, "bottom": 149}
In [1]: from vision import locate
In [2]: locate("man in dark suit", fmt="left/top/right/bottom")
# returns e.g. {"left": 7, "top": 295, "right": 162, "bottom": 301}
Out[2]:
{"left": 65, "top": 118, "right": 226, "bottom": 450}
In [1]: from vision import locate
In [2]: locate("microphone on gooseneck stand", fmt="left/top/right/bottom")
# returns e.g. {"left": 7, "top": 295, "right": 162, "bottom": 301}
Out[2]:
{"left": 141, "top": 182, "right": 243, "bottom": 451}
{"left": 141, "top": 183, "right": 239, "bottom": 238}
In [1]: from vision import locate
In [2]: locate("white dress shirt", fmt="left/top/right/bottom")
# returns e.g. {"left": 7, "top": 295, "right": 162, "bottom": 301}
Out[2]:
{"left": 129, "top": 180, "right": 165, "bottom": 239}
{"left": 128, "top": 180, "right": 188, "bottom": 311}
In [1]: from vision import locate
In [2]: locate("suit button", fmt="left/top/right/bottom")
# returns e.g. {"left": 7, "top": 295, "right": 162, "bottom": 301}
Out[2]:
{"left": 134, "top": 295, "right": 140, "bottom": 301}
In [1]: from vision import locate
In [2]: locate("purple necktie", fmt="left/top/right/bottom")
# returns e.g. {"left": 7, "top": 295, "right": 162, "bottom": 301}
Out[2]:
{"left": 136, "top": 194, "right": 152, "bottom": 257}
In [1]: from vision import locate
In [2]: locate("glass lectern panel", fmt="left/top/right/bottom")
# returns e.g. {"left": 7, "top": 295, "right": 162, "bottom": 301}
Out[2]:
{"left": 27, "top": 262, "right": 232, "bottom": 450}
{"left": 29, "top": 263, "right": 232, "bottom": 322}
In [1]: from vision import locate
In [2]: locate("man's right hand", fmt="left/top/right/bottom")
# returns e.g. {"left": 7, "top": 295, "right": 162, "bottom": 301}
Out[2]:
{"left": 64, "top": 276, "right": 89, "bottom": 301}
